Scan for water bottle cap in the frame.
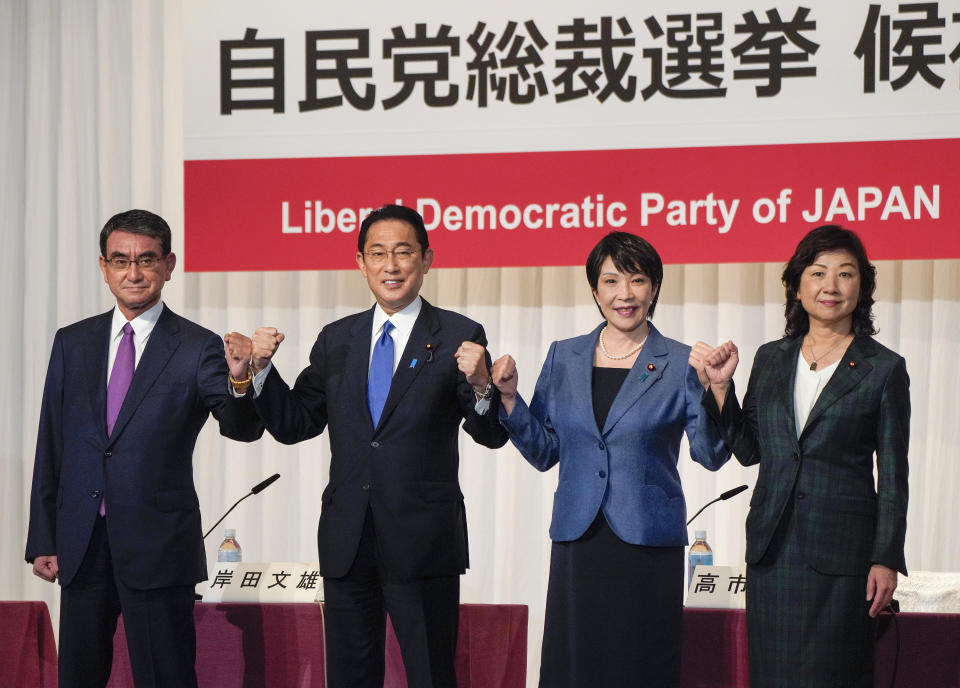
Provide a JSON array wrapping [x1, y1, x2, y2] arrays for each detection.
[[695, 530, 707, 540], [224, 528, 236, 538]]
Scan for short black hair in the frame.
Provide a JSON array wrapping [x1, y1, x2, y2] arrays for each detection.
[[99, 209, 172, 257], [586, 231, 664, 318], [358, 205, 429, 254], [782, 224, 878, 338]]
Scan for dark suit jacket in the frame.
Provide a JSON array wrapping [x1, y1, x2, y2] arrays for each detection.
[[249, 299, 508, 580], [703, 335, 909, 576], [25, 306, 264, 589]]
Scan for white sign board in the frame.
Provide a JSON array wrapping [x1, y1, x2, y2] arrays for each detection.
[[201, 562, 323, 603], [685, 565, 747, 609]]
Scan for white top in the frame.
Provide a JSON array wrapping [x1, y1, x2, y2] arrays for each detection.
[[794, 350, 840, 438], [107, 301, 163, 385]]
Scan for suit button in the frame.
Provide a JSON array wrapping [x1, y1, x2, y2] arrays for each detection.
[[104, 451, 112, 458], [362, 484, 370, 490], [797, 492, 806, 500], [371, 441, 380, 448], [90, 490, 102, 499], [598, 442, 605, 450], [598, 470, 606, 478], [793, 452, 800, 462]]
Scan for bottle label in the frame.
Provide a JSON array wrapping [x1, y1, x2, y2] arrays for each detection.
[[218, 549, 242, 563], [688, 553, 714, 582]]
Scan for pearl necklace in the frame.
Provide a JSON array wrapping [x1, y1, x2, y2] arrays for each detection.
[[599, 326, 648, 360]]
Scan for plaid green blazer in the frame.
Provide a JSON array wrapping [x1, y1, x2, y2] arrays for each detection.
[[703, 335, 909, 575]]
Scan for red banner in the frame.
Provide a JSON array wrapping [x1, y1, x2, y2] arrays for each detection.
[[184, 139, 956, 271]]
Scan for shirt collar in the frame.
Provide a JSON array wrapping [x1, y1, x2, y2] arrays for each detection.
[[372, 296, 422, 339], [111, 300, 164, 340]]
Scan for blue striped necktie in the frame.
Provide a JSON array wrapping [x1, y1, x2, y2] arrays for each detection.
[[368, 321, 395, 426]]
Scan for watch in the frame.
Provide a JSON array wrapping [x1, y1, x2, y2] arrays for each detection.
[[474, 379, 495, 416]]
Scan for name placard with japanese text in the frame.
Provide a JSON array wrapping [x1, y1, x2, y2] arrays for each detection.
[[201, 562, 322, 603], [686, 565, 748, 610]]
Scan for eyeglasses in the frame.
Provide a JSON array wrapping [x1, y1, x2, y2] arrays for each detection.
[[362, 248, 419, 264], [103, 255, 164, 271]]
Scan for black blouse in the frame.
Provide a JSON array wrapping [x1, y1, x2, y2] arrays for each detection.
[[592, 367, 630, 431]]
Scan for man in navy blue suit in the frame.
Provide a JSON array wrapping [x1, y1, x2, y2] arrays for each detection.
[[25, 209, 264, 688], [223, 204, 508, 688]]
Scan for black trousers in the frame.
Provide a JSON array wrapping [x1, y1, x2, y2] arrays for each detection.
[[58, 515, 198, 688], [323, 508, 460, 688]]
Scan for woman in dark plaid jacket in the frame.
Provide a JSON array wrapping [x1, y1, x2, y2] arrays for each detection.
[[701, 225, 909, 688]]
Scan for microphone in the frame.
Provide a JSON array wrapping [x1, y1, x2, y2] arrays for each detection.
[[251, 473, 280, 495], [719, 484, 748, 501], [686, 484, 748, 526], [203, 473, 281, 539]]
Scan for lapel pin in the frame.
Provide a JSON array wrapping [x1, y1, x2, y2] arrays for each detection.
[[639, 373, 648, 383], [410, 358, 418, 368], [647, 363, 655, 371], [425, 343, 434, 362], [848, 361, 856, 368]]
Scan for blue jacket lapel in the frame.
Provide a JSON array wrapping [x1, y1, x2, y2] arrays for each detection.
[[568, 325, 600, 435], [107, 306, 180, 445], [601, 322, 668, 437]]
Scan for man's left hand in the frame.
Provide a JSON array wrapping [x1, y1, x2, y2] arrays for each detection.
[[455, 342, 490, 392]]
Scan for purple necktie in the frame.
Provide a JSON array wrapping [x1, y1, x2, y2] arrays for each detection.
[[102, 322, 135, 516]]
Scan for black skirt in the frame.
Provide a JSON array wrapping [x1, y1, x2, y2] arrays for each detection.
[[539, 512, 684, 688], [746, 496, 877, 688]]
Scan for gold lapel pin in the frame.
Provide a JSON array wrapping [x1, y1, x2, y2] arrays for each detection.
[[647, 363, 655, 371]]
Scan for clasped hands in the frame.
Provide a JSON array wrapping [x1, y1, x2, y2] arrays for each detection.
[[219, 331, 737, 412], [690, 340, 740, 390], [223, 328, 286, 380], [223, 329, 495, 393]]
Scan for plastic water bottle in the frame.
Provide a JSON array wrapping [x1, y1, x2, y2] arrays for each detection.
[[688, 530, 713, 586], [217, 528, 242, 563]]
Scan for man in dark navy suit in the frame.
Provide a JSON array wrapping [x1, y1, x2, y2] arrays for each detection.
[[25, 209, 263, 688], [224, 204, 508, 688]]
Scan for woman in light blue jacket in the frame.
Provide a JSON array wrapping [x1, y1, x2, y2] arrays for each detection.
[[492, 232, 731, 688]]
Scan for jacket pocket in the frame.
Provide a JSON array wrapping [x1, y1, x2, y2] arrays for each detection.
[[154, 489, 200, 512], [833, 493, 877, 516], [421, 481, 463, 502]]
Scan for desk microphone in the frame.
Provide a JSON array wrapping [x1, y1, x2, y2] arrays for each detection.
[[686, 484, 748, 526], [203, 473, 281, 539]]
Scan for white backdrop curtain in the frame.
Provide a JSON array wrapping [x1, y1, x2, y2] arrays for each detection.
[[2, 2, 958, 686]]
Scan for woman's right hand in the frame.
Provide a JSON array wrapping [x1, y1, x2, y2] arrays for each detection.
[[704, 341, 739, 387], [491, 354, 518, 415]]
